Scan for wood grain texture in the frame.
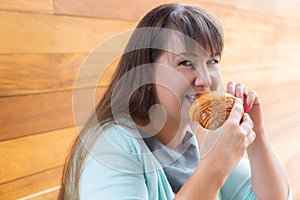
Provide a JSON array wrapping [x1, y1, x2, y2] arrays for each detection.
[[0, 0, 53, 14], [257, 81, 300, 142], [221, 48, 300, 72], [53, 0, 300, 20], [2, 0, 300, 199], [0, 87, 105, 141], [0, 53, 118, 96], [255, 82, 300, 199], [221, 65, 300, 90], [0, 167, 62, 200], [1, 48, 299, 96], [54, 0, 144, 20], [1, 4, 299, 54], [0, 11, 136, 54], [197, 0, 300, 18], [0, 127, 76, 184], [25, 188, 59, 200]]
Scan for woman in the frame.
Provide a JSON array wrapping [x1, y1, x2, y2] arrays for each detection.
[[59, 3, 291, 200]]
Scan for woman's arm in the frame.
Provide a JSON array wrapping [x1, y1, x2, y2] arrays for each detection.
[[227, 81, 291, 200], [175, 158, 227, 200], [176, 99, 256, 199], [247, 129, 290, 200]]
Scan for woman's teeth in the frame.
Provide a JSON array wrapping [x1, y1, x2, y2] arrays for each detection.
[[185, 95, 196, 103]]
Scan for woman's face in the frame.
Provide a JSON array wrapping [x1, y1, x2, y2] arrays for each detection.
[[153, 39, 222, 127]]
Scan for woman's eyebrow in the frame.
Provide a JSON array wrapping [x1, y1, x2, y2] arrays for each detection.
[[210, 53, 220, 57], [176, 52, 220, 58], [178, 52, 198, 57]]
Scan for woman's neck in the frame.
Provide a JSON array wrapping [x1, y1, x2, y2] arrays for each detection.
[[141, 119, 188, 149]]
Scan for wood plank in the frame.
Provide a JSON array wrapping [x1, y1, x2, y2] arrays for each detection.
[[271, 123, 300, 165], [53, 0, 193, 21], [221, 48, 300, 72], [200, 3, 300, 49], [264, 95, 300, 128], [257, 82, 300, 117], [54, 0, 142, 21], [0, 127, 76, 184], [0, 0, 53, 14], [223, 27, 300, 49], [0, 48, 299, 97], [222, 66, 300, 89], [53, 0, 300, 21], [0, 87, 105, 141], [0, 53, 118, 96], [0, 167, 62, 200], [2, 6, 299, 54], [0, 11, 136, 54], [24, 188, 59, 200], [198, 0, 300, 19]]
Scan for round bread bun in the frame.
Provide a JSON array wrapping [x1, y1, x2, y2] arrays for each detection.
[[189, 91, 241, 130]]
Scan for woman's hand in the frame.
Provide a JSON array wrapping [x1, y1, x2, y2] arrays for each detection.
[[227, 81, 265, 136], [191, 98, 256, 177], [183, 99, 256, 200]]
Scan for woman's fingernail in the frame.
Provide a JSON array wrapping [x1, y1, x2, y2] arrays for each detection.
[[246, 105, 251, 112], [189, 121, 194, 128]]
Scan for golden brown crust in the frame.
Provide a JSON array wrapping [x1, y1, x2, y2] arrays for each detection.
[[189, 91, 240, 130]]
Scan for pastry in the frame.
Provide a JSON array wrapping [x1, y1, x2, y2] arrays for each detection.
[[189, 91, 242, 130]]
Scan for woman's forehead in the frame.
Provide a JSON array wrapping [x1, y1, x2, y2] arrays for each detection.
[[163, 32, 212, 56]]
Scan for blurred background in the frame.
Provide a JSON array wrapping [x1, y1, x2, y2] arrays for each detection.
[[0, 0, 299, 199]]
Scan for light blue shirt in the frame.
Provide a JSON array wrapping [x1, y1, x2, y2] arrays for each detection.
[[79, 123, 292, 200]]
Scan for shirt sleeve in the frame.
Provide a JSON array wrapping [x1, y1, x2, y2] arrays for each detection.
[[220, 157, 293, 200], [220, 157, 257, 200], [79, 126, 148, 200], [287, 182, 293, 200]]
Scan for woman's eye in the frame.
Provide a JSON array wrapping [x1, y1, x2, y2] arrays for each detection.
[[179, 60, 193, 67], [207, 59, 219, 65]]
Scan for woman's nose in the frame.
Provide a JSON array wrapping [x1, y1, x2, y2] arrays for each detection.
[[194, 70, 212, 88]]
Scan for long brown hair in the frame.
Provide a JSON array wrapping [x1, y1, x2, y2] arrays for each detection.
[[59, 3, 224, 199]]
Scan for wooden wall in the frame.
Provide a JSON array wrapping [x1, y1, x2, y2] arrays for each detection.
[[1, 0, 300, 199]]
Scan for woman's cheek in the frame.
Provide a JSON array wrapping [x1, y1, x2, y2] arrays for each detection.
[[210, 68, 222, 90]]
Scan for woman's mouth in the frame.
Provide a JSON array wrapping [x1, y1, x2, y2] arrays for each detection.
[[185, 92, 208, 103], [185, 94, 196, 103]]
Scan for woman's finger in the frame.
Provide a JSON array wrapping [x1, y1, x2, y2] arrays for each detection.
[[240, 113, 256, 146], [245, 130, 256, 146], [245, 91, 257, 112], [235, 83, 247, 101], [240, 113, 254, 131], [227, 81, 236, 96], [227, 98, 244, 124]]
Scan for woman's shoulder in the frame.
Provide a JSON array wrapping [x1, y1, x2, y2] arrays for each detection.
[[82, 121, 162, 174], [89, 121, 148, 155]]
